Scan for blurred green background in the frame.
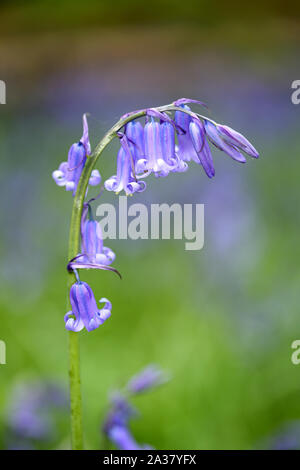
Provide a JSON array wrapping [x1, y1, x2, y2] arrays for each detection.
[[0, 0, 300, 450]]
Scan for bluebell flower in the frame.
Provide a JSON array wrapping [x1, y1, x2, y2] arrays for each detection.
[[104, 134, 146, 195], [189, 118, 215, 178], [65, 280, 111, 332], [52, 114, 101, 196], [135, 118, 177, 177], [125, 120, 145, 163], [105, 98, 259, 190], [78, 205, 115, 266], [174, 104, 199, 164]]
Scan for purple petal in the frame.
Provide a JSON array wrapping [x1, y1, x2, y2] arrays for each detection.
[[160, 121, 177, 169], [189, 119, 215, 178], [108, 426, 142, 451], [174, 106, 199, 163], [143, 119, 176, 177], [127, 365, 169, 394], [104, 144, 143, 196], [125, 120, 145, 162], [52, 161, 68, 186], [89, 169, 101, 186], [64, 311, 84, 332], [104, 175, 118, 192], [80, 113, 91, 156], [204, 120, 246, 163], [146, 108, 176, 129], [98, 297, 112, 322], [217, 124, 259, 158], [126, 180, 146, 194], [174, 97, 208, 109], [66, 142, 87, 195]]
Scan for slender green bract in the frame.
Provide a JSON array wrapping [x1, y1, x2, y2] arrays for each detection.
[[66, 102, 201, 449]]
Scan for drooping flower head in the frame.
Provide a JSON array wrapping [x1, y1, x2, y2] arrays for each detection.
[[174, 102, 259, 176], [65, 278, 111, 332], [52, 114, 101, 196], [104, 98, 259, 194]]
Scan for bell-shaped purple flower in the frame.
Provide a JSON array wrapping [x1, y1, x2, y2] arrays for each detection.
[[125, 120, 145, 163], [104, 143, 146, 195], [52, 114, 101, 196], [174, 105, 199, 164], [189, 118, 215, 178], [81, 217, 115, 266], [65, 281, 111, 332], [160, 120, 182, 172], [135, 118, 177, 177]]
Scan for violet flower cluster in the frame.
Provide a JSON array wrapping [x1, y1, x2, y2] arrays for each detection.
[[104, 99, 259, 195], [103, 365, 169, 450]]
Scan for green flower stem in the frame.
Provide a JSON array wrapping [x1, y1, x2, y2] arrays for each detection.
[[66, 101, 201, 449]]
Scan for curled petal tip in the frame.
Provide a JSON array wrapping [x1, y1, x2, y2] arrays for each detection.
[[174, 98, 208, 109], [89, 169, 101, 186]]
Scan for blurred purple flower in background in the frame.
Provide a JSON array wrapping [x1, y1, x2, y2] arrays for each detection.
[[259, 421, 300, 450], [5, 382, 67, 449], [103, 393, 146, 450], [126, 364, 170, 394], [102, 365, 169, 450], [65, 279, 111, 332], [52, 113, 101, 195]]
